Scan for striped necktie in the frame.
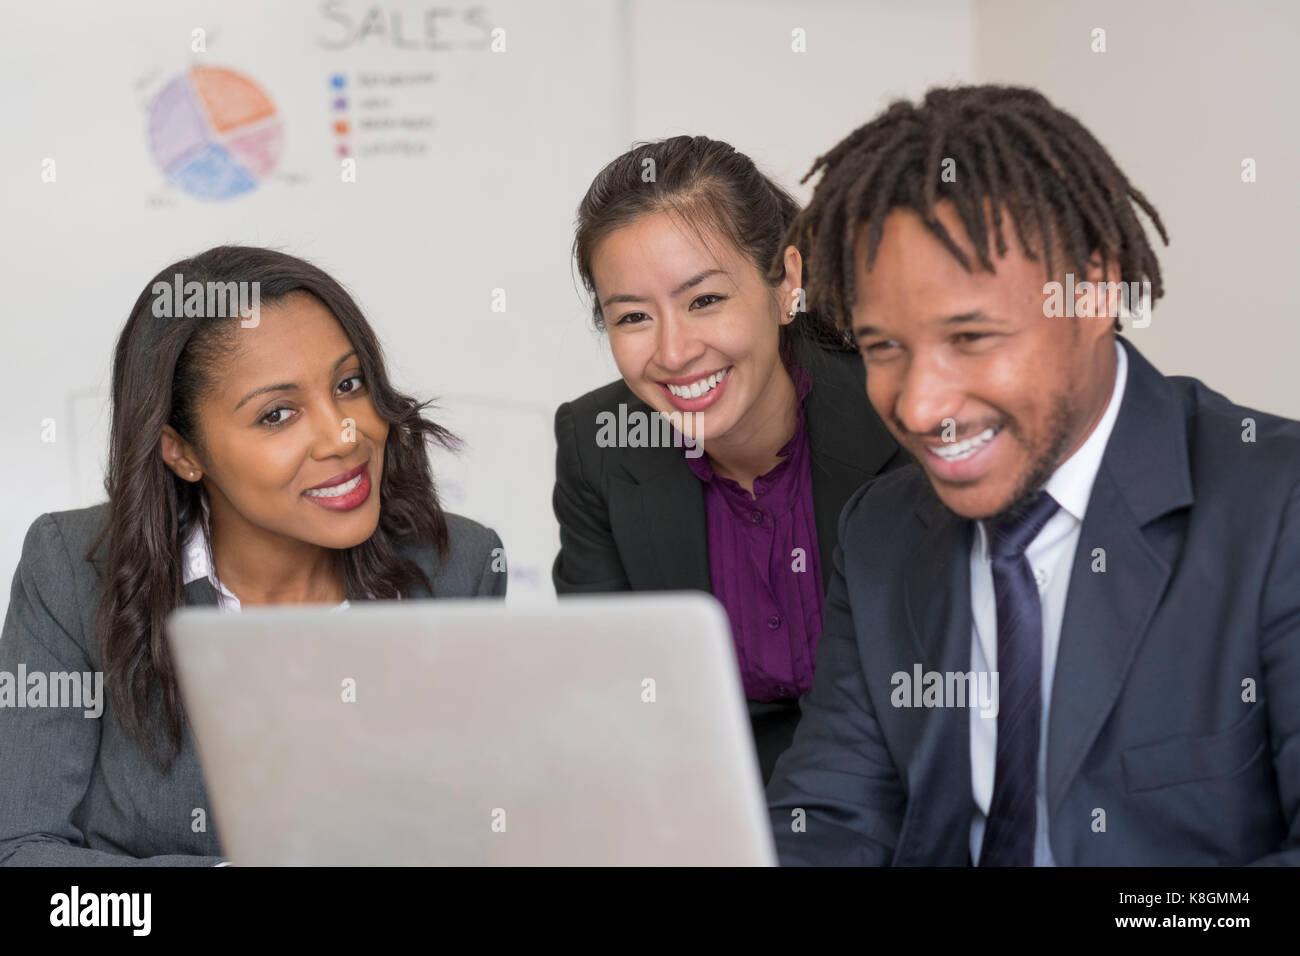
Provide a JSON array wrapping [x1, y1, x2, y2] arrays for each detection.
[[979, 490, 1059, 867]]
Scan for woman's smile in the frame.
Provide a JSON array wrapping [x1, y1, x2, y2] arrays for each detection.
[[302, 459, 372, 511], [659, 365, 732, 412]]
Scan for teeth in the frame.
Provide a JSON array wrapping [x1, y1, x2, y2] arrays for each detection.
[[928, 427, 999, 462], [305, 472, 363, 498], [667, 368, 728, 399]]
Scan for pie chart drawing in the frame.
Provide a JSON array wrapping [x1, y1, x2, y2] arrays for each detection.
[[147, 66, 284, 201]]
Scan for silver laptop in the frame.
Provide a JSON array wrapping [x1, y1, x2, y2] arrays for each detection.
[[166, 593, 776, 866]]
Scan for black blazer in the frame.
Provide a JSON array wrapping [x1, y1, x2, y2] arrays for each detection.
[[551, 343, 906, 781]]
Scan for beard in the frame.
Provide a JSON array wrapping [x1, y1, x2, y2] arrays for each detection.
[[987, 388, 1077, 525]]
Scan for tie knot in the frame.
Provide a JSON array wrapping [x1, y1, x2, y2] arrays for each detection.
[[986, 491, 1059, 559]]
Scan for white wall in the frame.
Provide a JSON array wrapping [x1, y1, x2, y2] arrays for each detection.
[[0, 0, 981, 604], [5, 0, 1293, 608], [976, 0, 1300, 418], [628, 0, 976, 201], [0, 0, 631, 602]]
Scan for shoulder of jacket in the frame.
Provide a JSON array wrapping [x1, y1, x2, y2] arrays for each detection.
[[841, 463, 930, 530], [395, 511, 501, 580], [30, 501, 111, 568], [557, 378, 642, 430], [1169, 374, 1300, 486]]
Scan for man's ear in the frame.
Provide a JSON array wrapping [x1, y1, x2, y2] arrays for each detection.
[[778, 244, 804, 326], [1082, 249, 1124, 336]]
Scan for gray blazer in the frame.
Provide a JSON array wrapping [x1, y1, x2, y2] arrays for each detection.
[[767, 336, 1300, 865], [0, 501, 505, 865]]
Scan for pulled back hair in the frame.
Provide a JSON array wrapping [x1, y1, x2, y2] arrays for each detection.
[[89, 245, 457, 770], [787, 85, 1170, 333], [573, 134, 854, 353]]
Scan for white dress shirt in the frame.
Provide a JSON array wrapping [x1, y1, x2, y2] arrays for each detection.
[[968, 339, 1127, 865], [181, 495, 351, 612]]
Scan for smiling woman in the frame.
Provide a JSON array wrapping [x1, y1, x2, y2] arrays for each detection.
[[0, 245, 505, 865], [553, 136, 908, 783]]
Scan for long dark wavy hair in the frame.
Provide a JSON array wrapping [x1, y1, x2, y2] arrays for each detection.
[[88, 245, 457, 771], [573, 134, 854, 354]]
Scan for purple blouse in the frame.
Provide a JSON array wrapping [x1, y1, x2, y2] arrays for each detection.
[[685, 361, 825, 702]]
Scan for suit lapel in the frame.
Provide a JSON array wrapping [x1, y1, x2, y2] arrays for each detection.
[[183, 577, 220, 607], [903, 495, 972, 671], [894, 491, 976, 863], [1046, 336, 1193, 814], [1045, 467, 1171, 814], [612, 411, 711, 590], [632, 456, 710, 590]]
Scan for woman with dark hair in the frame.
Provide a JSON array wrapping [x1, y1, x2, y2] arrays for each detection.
[[553, 136, 907, 783], [0, 245, 505, 865]]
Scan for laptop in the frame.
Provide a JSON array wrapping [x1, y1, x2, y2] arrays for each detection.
[[166, 592, 776, 866]]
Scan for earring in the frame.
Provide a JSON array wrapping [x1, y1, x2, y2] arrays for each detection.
[[787, 309, 797, 318]]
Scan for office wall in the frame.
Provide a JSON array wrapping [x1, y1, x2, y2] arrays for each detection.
[[975, 0, 1300, 418], [4, 0, 1293, 606], [627, 0, 976, 201], [0, 0, 980, 603], [0, 0, 632, 600]]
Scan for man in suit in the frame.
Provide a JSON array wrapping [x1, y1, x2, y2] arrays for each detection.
[[767, 85, 1300, 865]]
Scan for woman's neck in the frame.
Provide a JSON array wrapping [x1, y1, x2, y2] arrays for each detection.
[[704, 360, 800, 497], [207, 514, 345, 606]]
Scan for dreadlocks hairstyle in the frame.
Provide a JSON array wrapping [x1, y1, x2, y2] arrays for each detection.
[[787, 85, 1170, 334]]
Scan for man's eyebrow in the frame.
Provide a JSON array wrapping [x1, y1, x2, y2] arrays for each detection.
[[233, 350, 357, 412], [942, 311, 993, 326], [853, 311, 995, 340], [599, 269, 728, 309]]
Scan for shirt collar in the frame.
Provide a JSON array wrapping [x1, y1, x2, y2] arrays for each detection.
[[180, 493, 354, 611], [972, 338, 1127, 560], [1042, 337, 1128, 524], [181, 494, 242, 610]]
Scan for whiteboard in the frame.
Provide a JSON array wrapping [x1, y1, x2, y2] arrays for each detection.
[[0, 0, 630, 602]]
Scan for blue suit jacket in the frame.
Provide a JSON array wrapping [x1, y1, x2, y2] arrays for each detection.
[[767, 336, 1300, 865]]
